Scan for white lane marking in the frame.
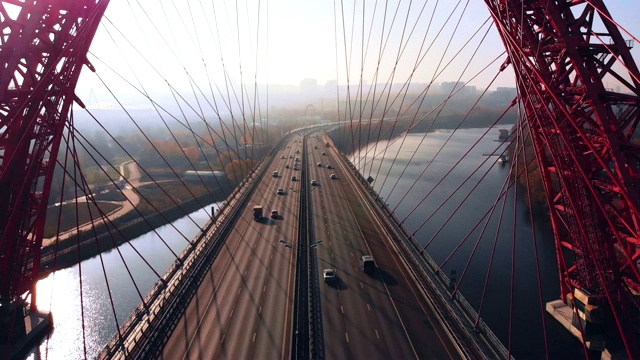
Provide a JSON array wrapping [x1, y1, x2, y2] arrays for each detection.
[[341, 165, 423, 360], [375, 329, 380, 339], [259, 306, 262, 314], [237, 287, 241, 295], [249, 255, 253, 262], [345, 332, 349, 343], [361, 282, 364, 289], [229, 309, 234, 318], [244, 270, 248, 277], [340, 306, 344, 314], [367, 303, 371, 311], [220, 334, 225, 344], [263, 285, 267, 293], [252, 332, 256, 342]]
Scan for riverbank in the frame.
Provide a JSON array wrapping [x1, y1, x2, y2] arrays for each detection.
[[39, 186, 232, 277]]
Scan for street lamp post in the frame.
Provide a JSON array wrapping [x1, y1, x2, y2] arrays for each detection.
[[279, 239, 322, 249]]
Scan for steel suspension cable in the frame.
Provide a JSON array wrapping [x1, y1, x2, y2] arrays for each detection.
[[517, 108, 550, 358], [382, 19, 494, 204], [72, 127, 190, 256], [353, 50, 505, 176], [399, 71, 508, 223], [99, 12, 242, 189], [362, 0, 423, 181], [377, 9, 493, 199], [410, 100, 506, 238], [352, 6, 495, 175], [358, 0, 438, 174]]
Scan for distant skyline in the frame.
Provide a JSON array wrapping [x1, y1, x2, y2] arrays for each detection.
[[76, 1, 640, 109]]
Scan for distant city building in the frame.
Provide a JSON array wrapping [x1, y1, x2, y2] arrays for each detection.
[[495, 87, 517, 94], [324, 80, 338, 97], [440, 81, 465, 95], [440, 81, 477, 97], [300, 78, 319, 97], [485, 87, 518, 107]]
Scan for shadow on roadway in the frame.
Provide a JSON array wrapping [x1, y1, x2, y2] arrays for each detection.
[[325, 277, 348, 291], [256, 218, 278, 225], [371, 269, 398, 286]]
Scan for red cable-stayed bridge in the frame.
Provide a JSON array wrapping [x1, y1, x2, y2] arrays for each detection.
[[1, 0, 639, 359]]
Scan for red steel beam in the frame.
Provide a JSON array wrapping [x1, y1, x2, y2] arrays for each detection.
[[0, 0, 109, 304], [484, 0, 640, 355]]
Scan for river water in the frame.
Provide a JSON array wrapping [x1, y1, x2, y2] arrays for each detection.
[[28, 206, 217, 359], [28, 127, 582, 359]]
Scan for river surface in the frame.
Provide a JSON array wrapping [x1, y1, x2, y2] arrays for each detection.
[[28, 206, 217, 359], [28, 127, 582, 359]]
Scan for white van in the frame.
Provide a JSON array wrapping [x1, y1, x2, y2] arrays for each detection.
[[361, 255, 376, 274]]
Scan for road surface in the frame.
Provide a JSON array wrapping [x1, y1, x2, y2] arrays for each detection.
[[306, 132, 461, 359], [162, 135, 305, 359]]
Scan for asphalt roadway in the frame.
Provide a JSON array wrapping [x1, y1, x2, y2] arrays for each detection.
[[306, 132, 461, 359], [161, 131, 461, 359], [162, 134, 304, 359]]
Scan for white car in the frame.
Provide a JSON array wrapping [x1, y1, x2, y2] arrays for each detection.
[[323, 269, 336, 283], [311, 180, 318, 186], [330, 174, 337, 180]]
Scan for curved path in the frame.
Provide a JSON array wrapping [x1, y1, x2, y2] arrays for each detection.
[[42, 160, 142, 248]]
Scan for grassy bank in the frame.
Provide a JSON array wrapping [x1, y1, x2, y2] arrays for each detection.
[[40, 180, 235, 274]]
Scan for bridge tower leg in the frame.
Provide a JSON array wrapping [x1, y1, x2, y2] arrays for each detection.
[[485, 0, 640, 357], [0, 0, 109, 356]]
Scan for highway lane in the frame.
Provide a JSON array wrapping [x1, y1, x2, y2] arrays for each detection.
[[307, 132, 461, 359], [161, 135, 303, 359]]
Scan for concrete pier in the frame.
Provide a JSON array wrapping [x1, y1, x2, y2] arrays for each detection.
[[0, 300, 52, 359], [545, 300, 605, 351]]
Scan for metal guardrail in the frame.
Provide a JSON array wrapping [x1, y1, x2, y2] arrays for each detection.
[[335, 149, 512, 360], [305, 134, 325, 360], [291, 134, 310, 359]]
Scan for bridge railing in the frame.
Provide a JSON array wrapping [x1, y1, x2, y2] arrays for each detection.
[[332, 144, 512, 360]]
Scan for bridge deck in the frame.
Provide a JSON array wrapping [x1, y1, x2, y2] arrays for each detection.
[[161, 134, 305, 359], [109, 130, 468, 359], [307, 132, 460, 359]]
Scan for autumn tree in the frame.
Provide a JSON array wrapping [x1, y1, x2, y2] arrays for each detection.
[[224, 159, 257, 182]]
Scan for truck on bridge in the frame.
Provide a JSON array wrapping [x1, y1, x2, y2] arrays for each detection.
[[252, 205, 263, 220]]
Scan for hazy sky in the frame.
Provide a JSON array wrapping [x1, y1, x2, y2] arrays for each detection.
[[76, 0, 640, 107]]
